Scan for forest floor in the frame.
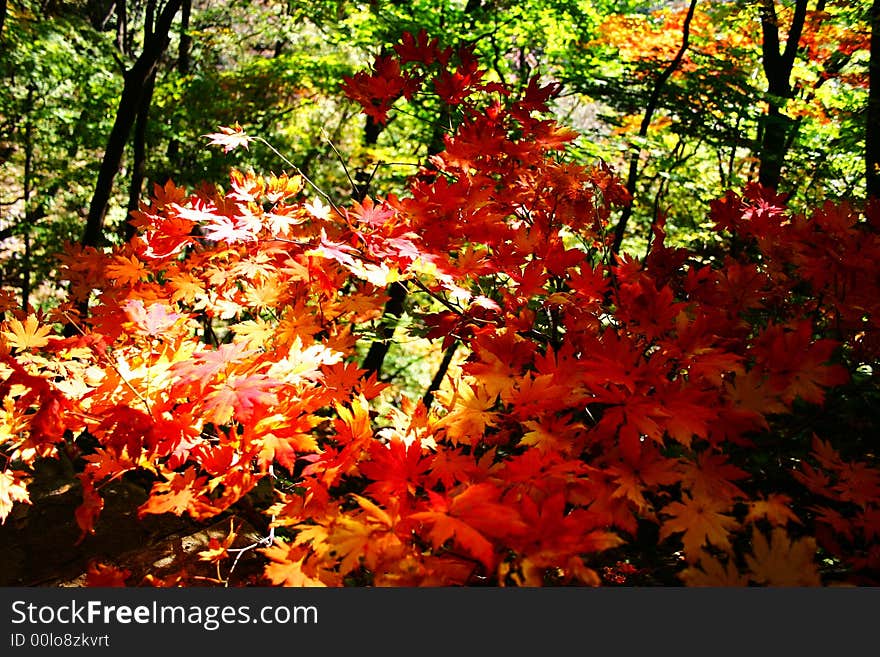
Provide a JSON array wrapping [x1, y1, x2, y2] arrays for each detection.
[[0, 456, 266, 587]]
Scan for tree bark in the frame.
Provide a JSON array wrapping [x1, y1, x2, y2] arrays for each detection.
[[868, 0, 880, 200], [81, 0, 182, 248], [757, 0, 808, 190]]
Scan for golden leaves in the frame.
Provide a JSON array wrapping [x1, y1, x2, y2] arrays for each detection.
[[0, 469, 30, 523], [1, 315, 52, 353]]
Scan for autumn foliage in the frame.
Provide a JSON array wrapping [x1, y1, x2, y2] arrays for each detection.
[[1, 32, 879, 587]]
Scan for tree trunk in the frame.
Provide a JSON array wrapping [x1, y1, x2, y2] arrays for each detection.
[[757, 0, 808, 190], [81, 0, 182, 248], [124, 70, 156, 242], [21, 86, 35, 311], [868, 0, 880, 200], [178, 0, 192, 75], [116, 0, 128, 55], [123, 1, 160, 242]]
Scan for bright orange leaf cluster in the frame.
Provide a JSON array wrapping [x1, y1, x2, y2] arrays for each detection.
[[1, 31, 878, 586]]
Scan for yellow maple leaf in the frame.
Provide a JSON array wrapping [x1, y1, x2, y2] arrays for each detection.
[[2, 315, 52, 352], [0, 470, 31, 523], [106, 253, 147, 286], [231, 317, 276, 350], [261, 541, 327, 587], [436, 379, 497, 446], [745, 527, 821, 586]]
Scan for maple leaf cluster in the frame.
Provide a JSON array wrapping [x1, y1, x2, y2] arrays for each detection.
[[1, 32, 878, 587]]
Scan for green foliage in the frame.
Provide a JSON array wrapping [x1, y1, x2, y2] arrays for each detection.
[[0, 1, 120, 304]]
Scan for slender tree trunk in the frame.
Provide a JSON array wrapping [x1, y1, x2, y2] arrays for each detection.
[[360, 0, 484, 379], [178, 0, 191, 73], [868, 0, 880, 200], [21, 86, 34, 311], [124, 1, 159, 241], [124, 70, 156, 241], [116, 0, 129, 55], [81, 0, 182, 248], [757, 0, 808, 190], [356, 82, 404, 378], [611, 0, 697, 255]]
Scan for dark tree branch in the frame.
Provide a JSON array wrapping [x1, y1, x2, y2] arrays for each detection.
[[422, 342, 458, 410], [124, 70, 156, 242], [757, 0, 809, 189], [81, 0, 182, 249], [611, 0, 698, 254], [360, 281, 408, 378]]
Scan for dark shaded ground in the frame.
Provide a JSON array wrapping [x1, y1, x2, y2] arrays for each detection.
[[0, 458, 266, 587]]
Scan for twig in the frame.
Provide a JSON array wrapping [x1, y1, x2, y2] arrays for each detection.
[[61, 310, 153, 418], [253, 136, 344, 219]]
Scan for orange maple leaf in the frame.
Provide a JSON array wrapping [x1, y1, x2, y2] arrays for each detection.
[[659, 494, 739, 560], [678, 451, 749, 506], [745, 494, 802, 526], [137, 467, 213, 518], [411, 484, 528, 571], [680, 551, 748, 587], [198, 518, 240, 566], [84, 561, 131, 587], [106, 253, 147, 286], [410, 508, 496, 571], [744, 527, 821, 586]]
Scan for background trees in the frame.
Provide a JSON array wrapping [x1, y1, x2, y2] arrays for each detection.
[[3, 1, 872, 293]]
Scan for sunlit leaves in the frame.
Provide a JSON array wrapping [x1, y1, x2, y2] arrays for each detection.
[[0, 470, 30, 523], [1, 30, 877, 589], [203, 123, 253, 153], [2, 315, 52, 353]]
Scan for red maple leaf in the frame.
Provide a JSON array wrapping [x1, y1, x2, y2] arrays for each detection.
[[392, 29, 450, 66], [202, 373, 282, 425], [360, 437, 431, 503], [341, 56, 420, 124], [411, 483, 529, 571]]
